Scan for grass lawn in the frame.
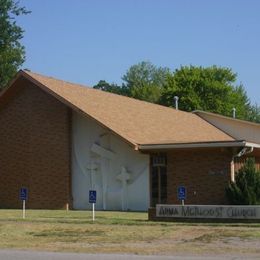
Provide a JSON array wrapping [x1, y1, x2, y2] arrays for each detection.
[[0, 209, 260, 256]]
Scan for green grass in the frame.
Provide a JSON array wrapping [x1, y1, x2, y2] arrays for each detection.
[[0, 209, 260, 255]]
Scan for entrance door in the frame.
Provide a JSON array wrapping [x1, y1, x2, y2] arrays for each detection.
[[151, 154, 167, 207]]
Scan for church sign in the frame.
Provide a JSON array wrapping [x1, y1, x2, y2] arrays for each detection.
[[156, 204, 260, 220]]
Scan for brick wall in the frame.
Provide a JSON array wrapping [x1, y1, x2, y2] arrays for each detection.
[[0, 77, 71, 209], [166, 148, 233, 205]]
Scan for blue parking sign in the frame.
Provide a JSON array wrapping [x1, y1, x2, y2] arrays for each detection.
[[177, 186, 186, 200], [20, 187, 28, 201], [89, 190, 97, 204]]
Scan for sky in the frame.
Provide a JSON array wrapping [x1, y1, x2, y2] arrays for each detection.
[[18, 0, 260, 105]]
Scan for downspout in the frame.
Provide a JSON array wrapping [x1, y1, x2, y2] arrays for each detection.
[[231, 146, 254, 182]]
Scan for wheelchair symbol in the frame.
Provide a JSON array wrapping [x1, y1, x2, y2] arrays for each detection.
[[89, 190, 97, 203]]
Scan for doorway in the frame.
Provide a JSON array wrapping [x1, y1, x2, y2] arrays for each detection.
[[150, 154, 167, 207]]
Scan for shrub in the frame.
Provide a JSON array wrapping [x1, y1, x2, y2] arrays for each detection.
[[226, 158, 260, 205]]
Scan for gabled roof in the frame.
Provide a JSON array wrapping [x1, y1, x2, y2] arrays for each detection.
[[194, 110, 260, 128], [0, 70, 237, 149], [194, 110, 260, 147]]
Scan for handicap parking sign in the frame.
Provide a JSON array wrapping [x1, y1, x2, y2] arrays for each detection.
[[177, 186, 186, 200], [89, 190, 97, 204], [20, 187, 28, 201]]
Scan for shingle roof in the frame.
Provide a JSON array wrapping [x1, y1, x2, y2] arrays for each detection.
[[6, 70, 235, 147]]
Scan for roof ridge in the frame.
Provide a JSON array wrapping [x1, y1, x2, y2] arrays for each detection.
[[22, 69, 196, 117], [22, 70, 92, 89]]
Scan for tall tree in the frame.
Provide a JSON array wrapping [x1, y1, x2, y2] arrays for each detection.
[[122, 61, 170, 103], [0, 0, 30, 90], [247, 104, 260, 123], [160, 65, 251, 119], [93, 80, 129, 96], [94, 62, 259, 123]]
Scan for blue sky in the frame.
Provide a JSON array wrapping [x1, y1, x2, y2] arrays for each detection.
[[18, 0, 260, 105]]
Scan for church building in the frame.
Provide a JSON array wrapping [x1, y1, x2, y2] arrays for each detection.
[[0, 70, 259, 213]]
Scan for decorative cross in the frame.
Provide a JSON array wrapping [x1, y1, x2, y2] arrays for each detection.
[[86, 162, 98, 189], [117, 166, 131, 211], [91, 143, 116, 210]]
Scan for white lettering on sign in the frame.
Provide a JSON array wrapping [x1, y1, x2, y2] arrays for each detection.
[[156, 205, 260, 219]]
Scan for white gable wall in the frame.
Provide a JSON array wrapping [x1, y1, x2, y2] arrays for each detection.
[[71, 111, 150, 211]]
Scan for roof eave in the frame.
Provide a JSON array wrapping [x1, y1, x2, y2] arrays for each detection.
[[245, 142, 260, 149]]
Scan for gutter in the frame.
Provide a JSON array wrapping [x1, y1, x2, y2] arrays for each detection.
[[138, 140, 248, 150]]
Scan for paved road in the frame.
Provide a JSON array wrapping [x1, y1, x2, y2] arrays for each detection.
[[0, 250, 259, 260]]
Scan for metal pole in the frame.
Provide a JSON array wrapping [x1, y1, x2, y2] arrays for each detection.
[[22, 200, 25, 219], [174, 96, 179, 110], [232, 108, 236, 118], [92, 203, 95, 221]]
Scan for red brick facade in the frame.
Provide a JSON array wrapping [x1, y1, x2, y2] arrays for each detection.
[[149, 148, 260, 220], [166, 148, 233, 205], [0, 78, 71, 209]]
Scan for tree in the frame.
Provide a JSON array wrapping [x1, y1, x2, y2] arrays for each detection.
[[160, 65, 251, 119], [122, 61, 170, 103], [246, 104, 260, 123], [226, 158, 260, 205], [0, 0, 30, 90], [94, 62, 259, 123], [93, 80, 129, 96]]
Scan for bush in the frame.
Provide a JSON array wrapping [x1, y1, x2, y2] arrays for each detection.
[[226, 158, 260, 205]]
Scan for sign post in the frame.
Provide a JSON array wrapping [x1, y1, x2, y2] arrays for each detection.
[[177, 186, 186, 205], [20, 187, 28, 219], [89, 190, 97, 221]]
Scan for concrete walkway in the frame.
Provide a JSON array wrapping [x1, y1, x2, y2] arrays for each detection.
[[0, 250, 259, 260]]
